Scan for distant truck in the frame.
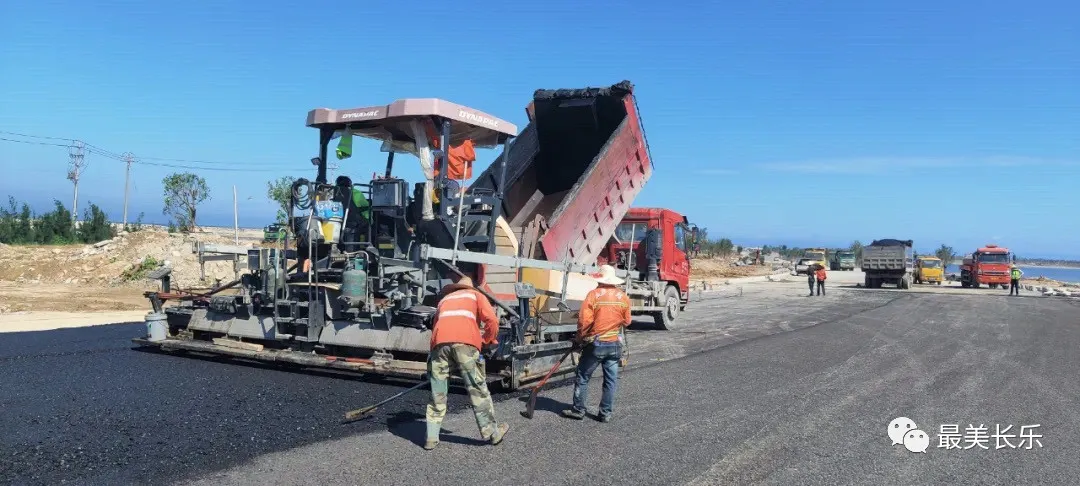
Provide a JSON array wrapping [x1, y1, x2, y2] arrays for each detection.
[[913, 256, 943, 285], [803, 248, 828, 271], [960, 244, 1013, 289], [830, 250, 856, 271], [861, 239, 914, 289]]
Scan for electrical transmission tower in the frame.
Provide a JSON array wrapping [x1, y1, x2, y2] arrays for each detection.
[[122, 152, 135, 226], [67, 141, 86, 221]]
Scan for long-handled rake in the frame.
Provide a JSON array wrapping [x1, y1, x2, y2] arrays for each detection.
[[342, 379, 429, 424], [521, 347, 576, 419]]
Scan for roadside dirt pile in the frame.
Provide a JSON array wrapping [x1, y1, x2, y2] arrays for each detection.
[[690, 256, 778, 283], [0, 228, 267, 313], [0, 227, 262, 289]]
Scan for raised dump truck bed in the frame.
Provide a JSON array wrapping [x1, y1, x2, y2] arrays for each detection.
[[472, 81, 653, 266], [471, 81, 654, 302]]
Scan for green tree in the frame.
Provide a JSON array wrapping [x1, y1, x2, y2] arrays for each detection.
[[266, 176, 297, 224], [935, 244, 956, 266], [849, 240, 864, 266], [162, 172, 210, 232], [0, 197, 28, 244], [78, 203, 116, 243], [717, 237, 734, 257], [34, 200, 75, 244]]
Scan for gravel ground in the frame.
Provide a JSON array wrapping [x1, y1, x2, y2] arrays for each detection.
[[2, 270, 1078, 485]]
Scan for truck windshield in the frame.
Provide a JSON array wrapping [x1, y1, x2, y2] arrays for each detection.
[[613, 222, 647, 243], [921, 260, 942, 268], [806, 252, 824, 260], [977, 252, 1010, 263], [838, 252, 854, 258]]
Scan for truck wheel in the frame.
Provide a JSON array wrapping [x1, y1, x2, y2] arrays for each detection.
[[653, 286, 680, 330]]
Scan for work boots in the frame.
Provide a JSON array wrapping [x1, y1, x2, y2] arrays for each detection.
[[489, 423, 510, 445], [561, 408, 586, 420], [423, 439, 438, 450]]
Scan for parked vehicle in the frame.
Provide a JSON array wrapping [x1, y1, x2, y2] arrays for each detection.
[[830, 250, 856, 271], [262, 223, 286, 242], [914, 256, 943, 285], [960, 244, 1012, 289], [795, 258, 813, 275], [862, 239, 914, 289], [803, 248, 827, 270]]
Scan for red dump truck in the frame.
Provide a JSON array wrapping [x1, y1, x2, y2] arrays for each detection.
[[597, 208, 694, 328], [960, 244, 1013, 289], [135, 81, 692, 390]]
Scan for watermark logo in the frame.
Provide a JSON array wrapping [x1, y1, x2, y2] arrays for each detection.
[[889, 417, 1044, 453], [888, 417, 928, 453]]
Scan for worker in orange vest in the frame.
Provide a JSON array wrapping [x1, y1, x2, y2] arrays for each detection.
[[562, 265, 632, 423], [815, 264, 827, 296], [424, 275, 509, 450], [423, 120, 476, 200]]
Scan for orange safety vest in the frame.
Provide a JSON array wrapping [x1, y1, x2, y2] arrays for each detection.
[[815, 268, 827, 281], [578, 286, 632, 343], [423, 122, 476, 180], [430, 288, 499, 350]]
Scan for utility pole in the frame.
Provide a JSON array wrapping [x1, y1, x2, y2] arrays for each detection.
[[233, 185, 239, 244], [121, 152, 134, 226], [66, 141, 86, 221]]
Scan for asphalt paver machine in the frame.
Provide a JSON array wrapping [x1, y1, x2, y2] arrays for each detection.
[[134, 82, 665, 390]]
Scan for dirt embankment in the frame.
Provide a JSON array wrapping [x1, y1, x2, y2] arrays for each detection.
[[0, 228, 264, 313], [0, 228, 781, 314], [689, 256, 780, 284]]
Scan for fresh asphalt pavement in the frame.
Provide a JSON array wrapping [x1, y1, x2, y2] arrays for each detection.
[[2, 271, 1079, 485]]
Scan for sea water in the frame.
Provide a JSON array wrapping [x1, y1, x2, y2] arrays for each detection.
[[945, 264, 1080, 284]]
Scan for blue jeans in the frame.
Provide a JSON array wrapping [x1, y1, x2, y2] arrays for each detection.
[[572, 341, 621, 417]]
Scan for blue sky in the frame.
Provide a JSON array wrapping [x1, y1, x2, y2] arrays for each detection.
[[1, 0, 1078, 258]]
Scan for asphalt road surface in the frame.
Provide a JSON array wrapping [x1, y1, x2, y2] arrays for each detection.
[[2, 272, 1078, 485]]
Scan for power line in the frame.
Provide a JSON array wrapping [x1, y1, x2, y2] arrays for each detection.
[[0, 131, 77, 142], [0, 137, 72, 148], [1, 132, 308, 173]]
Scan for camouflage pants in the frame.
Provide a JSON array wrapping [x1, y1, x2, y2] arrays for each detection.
[[425, 343, 500, 442]]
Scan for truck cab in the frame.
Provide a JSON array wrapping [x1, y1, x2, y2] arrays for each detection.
[[914, 256, 943, 285], [600, 207, 693, 312], [830, 251, 856, 271], [960, 244, 1012, 289]]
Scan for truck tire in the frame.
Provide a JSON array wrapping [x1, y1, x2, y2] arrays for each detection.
[[653, 286, 681, 330]]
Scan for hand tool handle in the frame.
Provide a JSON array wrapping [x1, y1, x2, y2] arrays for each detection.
[[342, 378, 429, 423]]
